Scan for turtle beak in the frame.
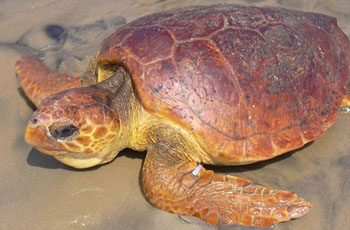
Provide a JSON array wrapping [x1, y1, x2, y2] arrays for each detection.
[[24, 122, 63, 155], [25, 125, 46, 146]]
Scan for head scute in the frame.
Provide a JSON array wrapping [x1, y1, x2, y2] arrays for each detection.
[[24, 80, 122, 168]]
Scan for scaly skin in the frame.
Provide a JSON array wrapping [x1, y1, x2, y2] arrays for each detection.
[[139, 123, 312, 227], [15, 56, 96, 106], [143, 148, 311, 226]]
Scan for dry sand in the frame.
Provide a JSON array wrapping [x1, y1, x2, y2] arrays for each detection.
[[0, 0, 349, 229]]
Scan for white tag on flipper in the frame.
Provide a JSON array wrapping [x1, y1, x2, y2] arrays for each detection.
[[191, 164, 203, 176]]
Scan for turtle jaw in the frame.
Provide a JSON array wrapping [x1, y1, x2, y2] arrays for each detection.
[[33, 146, 110, 169], [53, 154, 106, 169], [32, 145, 114, 169], [25, 125, 117, 168], [25, 125, 64, 154]]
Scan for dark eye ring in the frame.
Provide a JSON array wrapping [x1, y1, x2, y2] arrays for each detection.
[[49, 124, 79, 140]]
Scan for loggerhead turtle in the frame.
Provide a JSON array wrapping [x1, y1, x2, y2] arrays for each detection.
[[15, 4, 350, 227]]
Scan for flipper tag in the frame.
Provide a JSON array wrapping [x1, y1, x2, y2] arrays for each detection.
[[191, 164, 203, 176]]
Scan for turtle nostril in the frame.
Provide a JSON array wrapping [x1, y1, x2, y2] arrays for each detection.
[[28, 116, 39, 126]]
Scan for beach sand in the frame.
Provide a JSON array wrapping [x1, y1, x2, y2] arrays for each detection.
[[0, 0, 349, 229]]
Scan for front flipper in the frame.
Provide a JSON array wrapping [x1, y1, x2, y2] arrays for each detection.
[[15, 56, 95, 107], [142, 146, 311, 227]]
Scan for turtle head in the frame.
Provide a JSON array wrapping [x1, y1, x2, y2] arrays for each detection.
[[25, 86, 123, 168]]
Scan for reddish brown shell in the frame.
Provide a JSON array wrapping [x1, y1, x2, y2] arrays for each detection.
[[97, 5, 350, 164]]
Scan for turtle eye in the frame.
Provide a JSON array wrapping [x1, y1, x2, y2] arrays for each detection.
[[49, 124, 79, 140]]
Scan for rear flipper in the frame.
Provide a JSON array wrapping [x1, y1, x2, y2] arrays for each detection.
[[142, 146, 311, 227], [340, 78, 350, 112], [340, 95, 350, 113], [15, 56, 95, 107]]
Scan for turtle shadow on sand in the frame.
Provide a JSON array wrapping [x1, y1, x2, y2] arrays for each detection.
[[17, 87, 36, 111], [27, 148, 102, 171], [27, 148, 69, 170]]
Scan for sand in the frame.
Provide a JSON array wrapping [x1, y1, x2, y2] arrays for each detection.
[[0, 0, 349, 229]]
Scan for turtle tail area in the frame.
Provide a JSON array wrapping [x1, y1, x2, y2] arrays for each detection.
[[340, 95, 350, 112], [15, 56, 91, 107], [340, 78, 350, 112]]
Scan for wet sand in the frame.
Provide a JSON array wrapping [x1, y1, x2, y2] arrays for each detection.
[[0, 0, 349, 229]]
